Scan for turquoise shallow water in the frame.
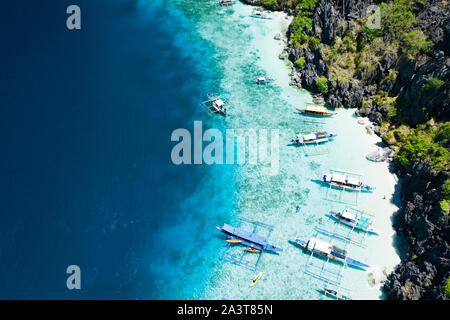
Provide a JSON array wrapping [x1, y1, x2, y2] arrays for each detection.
[[0, 0, 399, 299], [4, 0, 405, 299]]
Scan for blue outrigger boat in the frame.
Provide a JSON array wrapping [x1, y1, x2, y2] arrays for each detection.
[[216, 224, 283, 253], [291, 237, 370, 269], [216, 218, 282, 271]]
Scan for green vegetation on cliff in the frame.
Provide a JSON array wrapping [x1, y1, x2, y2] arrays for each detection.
[[262, 0, 277, 6], [317, 1, 447, 184], [445, 277, 450, 297], [422, 77, 445, 92], [363, 0, 421, 40], [294, 57, 306, 68], [402, 30, 434, 57], [442, 179, 450, 214], [322, 21, 397, 84]]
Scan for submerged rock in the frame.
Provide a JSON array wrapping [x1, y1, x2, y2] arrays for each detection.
[[365, 125, 374, 135]]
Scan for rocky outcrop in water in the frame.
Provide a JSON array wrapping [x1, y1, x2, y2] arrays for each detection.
[[366, 147, 394, 162]]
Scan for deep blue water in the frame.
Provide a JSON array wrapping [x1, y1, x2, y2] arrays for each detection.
[[0, 0, 222, 299]]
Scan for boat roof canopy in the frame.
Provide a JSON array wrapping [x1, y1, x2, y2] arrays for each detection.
[[303, 133, 316, 140], [307, 237, 331, 254], [331, 173, 346, 183], [258, 76, 265, 81], [222, 223, 268, 246], [306, 105, 327, 113]]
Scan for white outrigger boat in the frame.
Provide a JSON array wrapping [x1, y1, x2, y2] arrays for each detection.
[[320, 172, 375, 192], [255, 76, 275, 85], [199, 93, 231, 116], [291, 237, 370, 269], [330, 209, 381, 235], [323, 286, 352, 300], [291, 131, 337, 145]]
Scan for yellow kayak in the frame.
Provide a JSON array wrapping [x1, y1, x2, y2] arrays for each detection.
[[250, 272, 263, 287]]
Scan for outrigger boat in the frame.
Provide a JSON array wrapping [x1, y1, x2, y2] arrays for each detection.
[[199, 93, 230, 116], [216, 224, 283, 253], [217, 218, 281, 271], [218, 0, 235, 6], [291, 237, 370, 269], [323, 286, 352, 300], [255, 76, 275, 85], [249, 10, 272, 20], [330, 209, 380, 234], [320, 172, 375, 192], [297, 105, 336, 117], [291, 131, 337, 145]]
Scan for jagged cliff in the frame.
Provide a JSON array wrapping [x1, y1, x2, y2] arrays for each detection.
[[246, 0, 450, 299]]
